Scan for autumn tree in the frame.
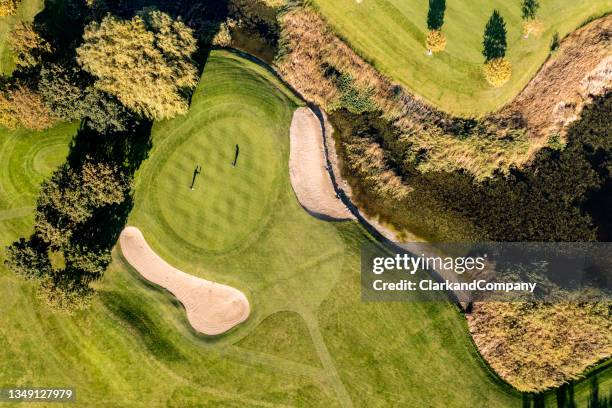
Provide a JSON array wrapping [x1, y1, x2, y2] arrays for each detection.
[[426, 0, 446, 54], [482, 10, 511, 87], [76, 8, 198, 120], [0, 0, 18, 16], [3, 84, 56, 131], [8, 22, 52, 67]]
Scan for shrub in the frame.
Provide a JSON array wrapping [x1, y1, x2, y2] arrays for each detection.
[[426, 29, 446, 53], [550, 31, 560, 52], [483, 58, 512, 87], [335, 73, 376, 114]]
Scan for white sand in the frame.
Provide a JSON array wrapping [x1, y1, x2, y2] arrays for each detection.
[[119, 227, 250, 336], [289, 107, 354, 220]]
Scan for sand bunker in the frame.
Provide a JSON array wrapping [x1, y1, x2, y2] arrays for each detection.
[[289, 107, 353, 220], [119, 227, 250, 335]]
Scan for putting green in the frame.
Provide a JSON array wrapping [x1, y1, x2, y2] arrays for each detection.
[[312, 0, 611, 115], [153, 98, 282, 252], [0, 50, 610, 406]]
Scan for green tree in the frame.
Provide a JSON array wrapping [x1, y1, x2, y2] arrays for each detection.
[[521, 0, 539, 21], [38, 64, 131, 133], [482, 10, 507, 61], [427, 0, 446, 30], [35, 159, 131, 248], [4, 237, 51, 279], [76, 8, 198, 120]]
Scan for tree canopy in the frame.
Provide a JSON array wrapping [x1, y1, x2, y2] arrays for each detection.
[[482, 10, 507, 61], [521, 0, 540, 21], [76, 9, 198, 121]]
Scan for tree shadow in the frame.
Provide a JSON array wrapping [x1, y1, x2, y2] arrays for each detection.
[[99, 290, 185, 362]]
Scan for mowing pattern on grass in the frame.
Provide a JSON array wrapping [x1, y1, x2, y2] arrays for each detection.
[[0, 51, 610, 406], [312, 0, 611, 115]]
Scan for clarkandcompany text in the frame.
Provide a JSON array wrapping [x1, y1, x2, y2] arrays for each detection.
[[372, 279, 537, 293]]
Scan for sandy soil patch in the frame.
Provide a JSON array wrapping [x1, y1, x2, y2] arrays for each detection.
[[289, 107, 353, 220], [119, 226, 250, 336], [504, 16, 612, 141]]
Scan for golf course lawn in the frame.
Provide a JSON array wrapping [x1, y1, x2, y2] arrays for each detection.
[[0, 50, 609, 406], [0, 0, 43, 75], [312, 0, 611, 116]]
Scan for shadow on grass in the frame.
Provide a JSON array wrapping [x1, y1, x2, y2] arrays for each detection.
[[99, 290, 185, 362]]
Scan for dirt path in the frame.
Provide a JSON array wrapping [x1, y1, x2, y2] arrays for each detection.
[[289, 107, 354, 221], [119, 226, 250, 336]]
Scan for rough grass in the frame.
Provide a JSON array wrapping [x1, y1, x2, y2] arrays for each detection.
[[0, 0, 42, 75], [0, 51, 610, 406], [312, 0, 611, 116]]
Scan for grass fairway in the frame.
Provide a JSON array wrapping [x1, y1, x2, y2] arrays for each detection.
[[312, 0, 611, 116], [0, 50, 610, 406], [0, 0, 43, 75]]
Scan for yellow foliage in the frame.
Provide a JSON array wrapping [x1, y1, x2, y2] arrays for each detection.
[[77, 9, 198, 120], [483, 58, 512, 87], [426, 30, 446, 53], [212, 21, 233, 47], [0, 0, 18, 16], [0, 93, 18, 129]]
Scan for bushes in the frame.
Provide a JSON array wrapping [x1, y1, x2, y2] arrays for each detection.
[[468, 301, 612, 391], [332, 93, 611, 243], [483, 58, 512, 87]]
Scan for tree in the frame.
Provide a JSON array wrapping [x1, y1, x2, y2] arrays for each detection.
[[521, 0, 542, 38], [521, 0, 539, 21], [482, 10, 507, 61], [4, 237, 51, 279], [6, 84, 57, 131], [0, 0, 18, 16], [426, 30, 447, 54], [76, 8, 198, 120], [8, 22, 52, 67], [38, 64, 132, 133], [427, 0, 446, 30], [426, 0, 446, 54], [483, 58, 512, 87], [35, 159, 131, 248]]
